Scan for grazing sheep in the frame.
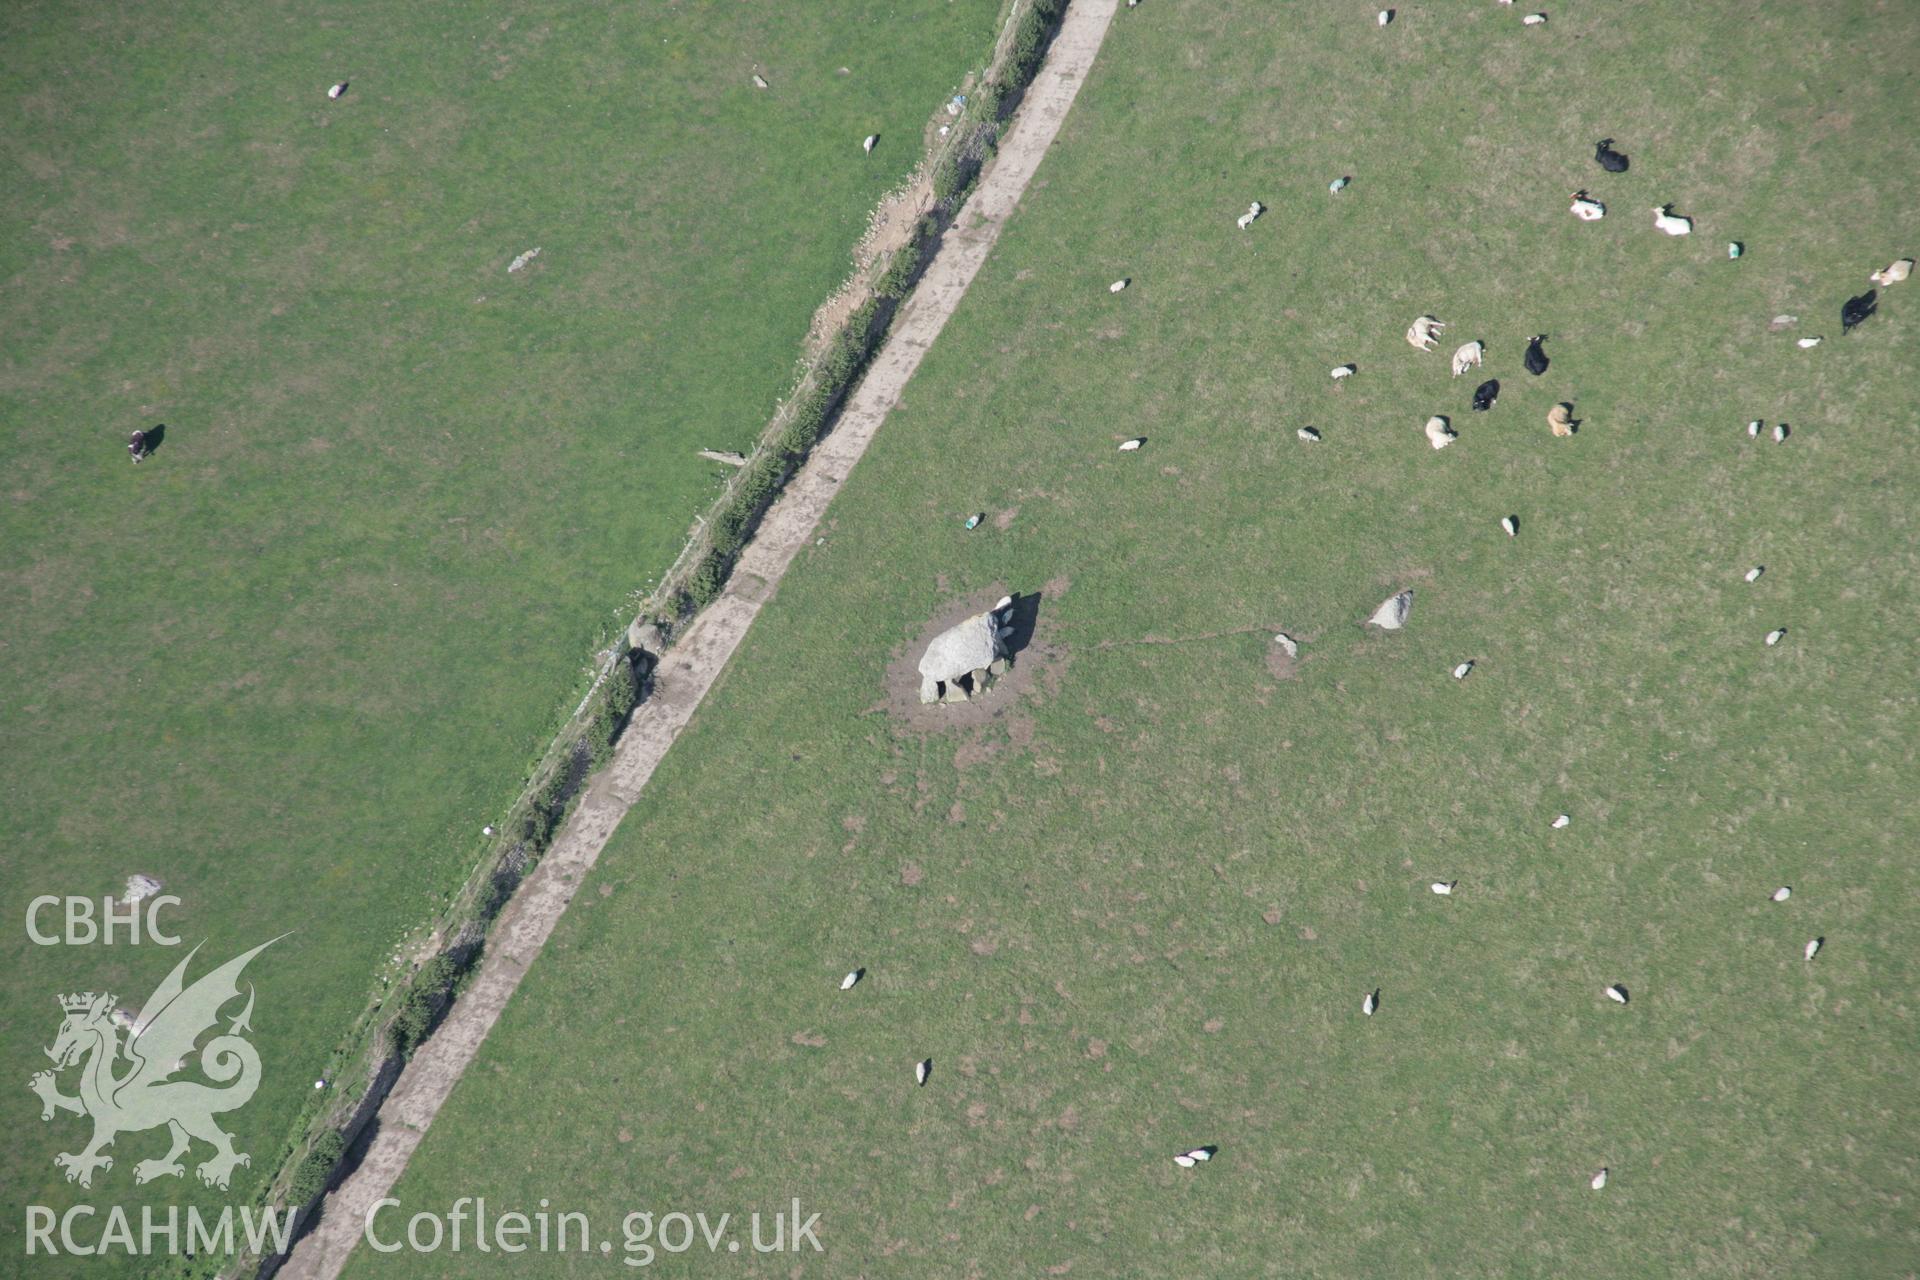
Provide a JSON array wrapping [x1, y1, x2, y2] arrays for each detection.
[[1593, 138, 1629, 173], [1472, 378, 1500, 411], [1452, 660, 1474, 679], [327, 81, 349, 100], [1501, 515, 1518, 537], [1425, 414, 1458, 449], [1605, 984, 1629, 1004], [1431, 881, 1456, 895], [1110, 278, 1130, 293], [752, 73, 770, 89], [1329, 176, 1351, 192], [1747, 419, 1763, 438], [1118, 438, 1145, 451], [1363, 989, 1380, 1016], [1772, 886, 1792, 902], [1569, 190, 1606, 221], [1524, 334, 1549, 375], [1773, 423, 1789, 443], [1451, 340, 1485, 376], [1368, 589, 1414, 630], [841, 969, 864, 990], [863, 133, 879, 154], [1547, 402, 1578, 436], [1331, 364, 1357, 380], [1174, 1153, 1196, 1167], [1841, 290, 1877, 333], [1804, 937, 1823, 960], [1591, 1168, 1608, 1190], [1766, 628, 1786, 646], [1237, 201, 1265, 230], [1652, 205, 1693, 235], [1523, 12, 1547, 24], [915, 1058, 932, 1085], [1552, 813, 1571, 829], [1185, 1147, 1214, 1162], [1797, 336, 1823, 348], [1297, 426, 1322, 442], [1377, 9, 1392, 25], [1869, 258, 1912, 286], [1406, 314, 1447, 351], [1745, 565, 1764, 582]]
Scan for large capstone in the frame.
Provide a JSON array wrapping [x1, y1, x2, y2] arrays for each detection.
[[919, 597, 1016, 703]]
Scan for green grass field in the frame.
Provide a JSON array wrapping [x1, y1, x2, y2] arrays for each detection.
[[351, 1, 1919, 1276], [0, 0, 1001, 1261]]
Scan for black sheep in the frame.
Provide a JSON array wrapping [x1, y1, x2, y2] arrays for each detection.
[[1471, 379, 1500, 411], [1841, 290, 1877, 333], [1524, 334, 1549, 375], [1594, 138, 1629, 173]]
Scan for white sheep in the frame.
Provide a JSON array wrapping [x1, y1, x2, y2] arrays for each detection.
[[1869, 258, 1913, 286], [840, 968, 864, 990], [1771, 886, 1792, 902], [1747, 420, 1762, 438], [863, 133, 879, 155], [1118, 438, 1145, 451], [1605, 984, 1629, 1004], [1110, 278, 1130, 293], [915, 1058, 932, 1085], [1406, 314, 1446, 350], [1184, 1147, 1213, 1162], [1452, 660, 1474, 679], [327, 81, 349, 100], [1501, 515, 1518, 537], [1569, 191, 1606, 221], [752, 73, 770, 89], [1363, 989, 1380, 1016], [1591, 1168, 1608, 1190], [1297, 426, 1322, 442], [1173, 1153, 1197, 1167], [1552, 813, 1571, 829], [1745, 565, 1764, 582], [1652, 205, 1693, 235], [1425, 414, 1457, 449], [1804, 937, 1822, 960], [1773, 423, 1789, 443], [1523, 12, 1548, 25], [1237, 201, 1265, 230], [1377, 9, 1392, 25], [1451, 340, 1485, 376], [1797, 336, 1823, 348], [1431, 881, 1456, 895], [1766, 627, 1786, 646], [1331, 364, 1356, 380]]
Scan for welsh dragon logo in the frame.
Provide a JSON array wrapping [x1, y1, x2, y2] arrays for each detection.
[[30, 938, 280, 1190]]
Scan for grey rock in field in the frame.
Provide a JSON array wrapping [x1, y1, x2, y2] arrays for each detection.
[[988, 657, 1011, 676], [1273, 632, 1298, 658], [1768, 314, 1798, 331], [920, 599, 1016, 703], [1367, 590, 1414, 630], [698, 448, 748, 466], [123, 874, 163, 904], [508, 247, 541, 273], [751, 73, 769, 89]]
